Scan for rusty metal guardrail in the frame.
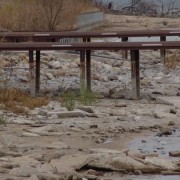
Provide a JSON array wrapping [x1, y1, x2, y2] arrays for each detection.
[[0, 41, 179, 99]]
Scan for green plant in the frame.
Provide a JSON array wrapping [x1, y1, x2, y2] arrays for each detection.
[[60, 92, 76, 111], [0, 115, 6, 124], [79, 88, 99, 106], [60, 85, 100, 110]]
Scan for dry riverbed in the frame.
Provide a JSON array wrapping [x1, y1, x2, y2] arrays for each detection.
[[0, 14, 179, 180]]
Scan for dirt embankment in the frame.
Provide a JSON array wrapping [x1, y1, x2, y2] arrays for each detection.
[[93, 13, 180, 31]]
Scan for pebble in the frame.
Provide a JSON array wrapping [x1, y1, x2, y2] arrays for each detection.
[[168, 121, 175, 126]]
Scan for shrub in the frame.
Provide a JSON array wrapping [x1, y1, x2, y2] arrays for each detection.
[[60, 87, 99, 111], [0, 115, 6, 124], [0, 88, 49, 114], [79, 89, 99, 106], [162, 20, 168, 26], [60, 92, 76, 111]]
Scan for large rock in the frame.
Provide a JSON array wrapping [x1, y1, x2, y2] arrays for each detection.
[[89, 148, 125, 155], [57, 110, 86, 118], [25, 125, 63, 136], [169, 151, 180, 157], [48, 60, 61, 69], [45, 72, 55, 80], [11, 119, 35, 125], [88, 153, 161, 173], [11, 156, 40, 167], [145, 157, 178, 171], [36, 173, 65, 180], [107, 155, 161, 173], [78, 106, 95, 113], [9, 165, 38, 177], [45, 154, 93, 176]]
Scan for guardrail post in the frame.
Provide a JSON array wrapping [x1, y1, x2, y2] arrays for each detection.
[[122, 37, 128, 60], [160, 36, 166, 63], [131, 50, 140, 100], [80, 50, 85, 90], [79, 38, 87, 91], [29, 50, 36, 97], [36, 50, 40, 94], [86, 37, 91, 91]]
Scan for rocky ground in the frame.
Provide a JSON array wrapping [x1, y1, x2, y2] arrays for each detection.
[[0, 14, 179, 180]]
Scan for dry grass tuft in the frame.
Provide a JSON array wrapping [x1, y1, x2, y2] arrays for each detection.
[[0, 88, 49, 114]]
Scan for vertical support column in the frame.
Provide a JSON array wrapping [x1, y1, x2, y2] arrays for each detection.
[[122, 37, 128, 60], [80, 50, 86, 90], [36, 50, 40, 94], [79, 38, 87, 91], [86, 37, 91, 91], [160, 36, 166, 63], [29, 50, 36, 97], [131, 50, 140, 100]]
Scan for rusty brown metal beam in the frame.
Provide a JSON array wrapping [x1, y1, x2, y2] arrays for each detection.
[[0, 30, 180, 39], [1, 40, 180, 98], [0, 41, 179, 51]]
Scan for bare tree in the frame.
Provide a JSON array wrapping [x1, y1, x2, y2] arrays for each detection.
[[122, 0, 142, 12], [157, 0, 177, 16], [135, 0, 157, 15], [122, 0, 157, 15], [36, 0, 65, 30]]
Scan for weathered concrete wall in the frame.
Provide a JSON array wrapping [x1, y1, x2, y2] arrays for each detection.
[[76, 11, 104, 30], [59, 11, 104, 42]]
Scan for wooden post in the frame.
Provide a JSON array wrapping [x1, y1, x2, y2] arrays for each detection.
[[86, 38, 91, 91], [131, 50, 140, 100], [160, 36, 166, 63], [36, 50, 40, 94], [29, 50, 35, 97], [122, 37, 128, 60]]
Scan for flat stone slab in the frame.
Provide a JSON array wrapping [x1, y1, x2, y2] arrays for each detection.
[[57, 110, 86, 118], [90, 148, 124, 155], [39, 154, 93, 175], [156, 96, 180, 108]]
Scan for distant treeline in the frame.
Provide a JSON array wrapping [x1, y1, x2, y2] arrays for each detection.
[[94, 0, 180, 16]]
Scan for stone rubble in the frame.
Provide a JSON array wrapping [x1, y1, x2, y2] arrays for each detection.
[[0, 49, 179, 179]]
